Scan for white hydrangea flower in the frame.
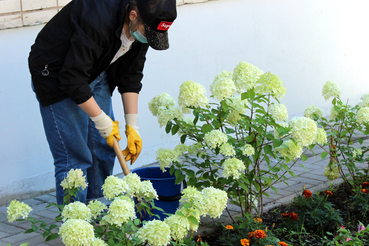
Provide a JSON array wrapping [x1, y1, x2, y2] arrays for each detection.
[[136, 220, 171, 246], [353, 148, 362, 158], [357, 107, 369, 124], [102, 196, 136, 227], [304, 105, 323, 120], [241, 144, 255, 156], [87, 200, 108, 219], [59, 219, 95, 246], [203, 130, 228, 149], [210, 71, 236, 101], [275, 140, 303, 160], [164, 214, 191, 241], [123, 173, 142, 196], [255, 72, 287, 98], [91, 238, 108, 246], [315, 128, 327, 145], [148, 92, 176, 116], [359, 94, 369, 107], [222, 158, 246, 179], [178, 80, 209, 113], [322, 81, 341, 101], [136, 180, 158, 201], [220, 143, 236, 157], [156, 106, 183, 127], [102, 176, 130, 200], [324, 163, 340, 181], [269, 103, 288, 122], [156, 148, 179, 172], [200, 187, 228, 218], [226, 96, 248, 125], [289, 117, 317, 147], [7, 200, 32, 223], [233, 61, 263, 93], [62, 201, 92, 222], [60, 169, 88, 190]]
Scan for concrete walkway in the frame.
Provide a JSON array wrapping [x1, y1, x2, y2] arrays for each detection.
[[1, 135, 368, 245]]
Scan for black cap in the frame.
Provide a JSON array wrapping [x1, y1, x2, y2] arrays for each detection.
[[137, 0, 177, 50]]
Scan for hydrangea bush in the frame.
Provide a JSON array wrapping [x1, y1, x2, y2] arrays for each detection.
[[305, 81, 369, 189], [7, 169, 228, 245], [149, 61, 328, 217]]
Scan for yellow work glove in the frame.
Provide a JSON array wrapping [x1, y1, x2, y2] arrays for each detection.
[[122, 114, 142, 164], [90, 111, 121, 148]]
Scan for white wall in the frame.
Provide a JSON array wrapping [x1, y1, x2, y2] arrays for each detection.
[[1, 0, 369, 205]]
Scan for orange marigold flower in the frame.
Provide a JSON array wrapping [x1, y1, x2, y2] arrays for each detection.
[[279, 242, 288, 246], [362, 182, 369, 188], [240, 238, 250, 246], [361, 189, 369, 194], [254, 229, 266, 239], [254, 217, 263, 223], [248, 232, 254, 239], [325, 190, 333, 196], [282, 212, 291, 218], [290, 212, 298, 221], [302, 189, 312, 198], [225, 225, 233, 230]]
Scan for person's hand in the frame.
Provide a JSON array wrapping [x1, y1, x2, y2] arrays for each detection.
[[90, 111, 121, 148], [122, 114, 142, 164]]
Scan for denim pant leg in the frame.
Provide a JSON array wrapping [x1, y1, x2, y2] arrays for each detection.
[[37, 71, 115, 205], [86, 71, 116, 201]]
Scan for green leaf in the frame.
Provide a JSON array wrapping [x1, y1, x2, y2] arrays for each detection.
[[165, 121, 172, 134], [188, 216, 199, 225], [238, 182, 249, 193], [170, 165, 175, 175], [358, 138, 364, 144], [187, 177, 197, 186], [175, 175, 186, 184], [301, 155, 308, 161], [108, 238, 115, 246], [20, 244, 29, 246], [253, 181, 261, 192], [321, 152, 328, 159], [264, 145, 273, 155], [245, 134, 255, 143], [45, 233, 59, 242], [171, 125, 180, 135], [201, 124, 213, 133], [270, 186, 278, 195], [24, 229, 34, 234], [273, 139, 283, 148], [180, 134, 187, 144], [31, 225, 38, 232]]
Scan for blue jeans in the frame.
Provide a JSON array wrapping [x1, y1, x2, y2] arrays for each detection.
[[35, 71, 116, 205]]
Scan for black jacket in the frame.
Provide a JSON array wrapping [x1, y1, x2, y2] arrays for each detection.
[[28, 0, 149, 107]]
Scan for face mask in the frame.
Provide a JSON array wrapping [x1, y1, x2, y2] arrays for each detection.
[[129, 25, 148, 43]]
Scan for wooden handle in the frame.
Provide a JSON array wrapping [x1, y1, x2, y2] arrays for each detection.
[[113, 137, 130, 175]]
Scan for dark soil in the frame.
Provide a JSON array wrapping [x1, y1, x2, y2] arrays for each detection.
[[200, 182, 369, 245]]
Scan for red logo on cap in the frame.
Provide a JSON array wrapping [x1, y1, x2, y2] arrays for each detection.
[[157, 21, 172, 31]]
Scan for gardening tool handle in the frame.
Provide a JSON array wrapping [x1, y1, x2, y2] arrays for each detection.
[[113, 137, 130, 175]]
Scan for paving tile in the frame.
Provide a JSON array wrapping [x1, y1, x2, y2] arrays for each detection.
[[21, 198, 45, 207], [0, 230, 11, 239], [2, 232, 41, 244], [34, 194, 57, 204], [0, 223, 25, 234]]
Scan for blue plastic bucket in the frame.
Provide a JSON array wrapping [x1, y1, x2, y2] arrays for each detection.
[[132, 167, 183, 221]]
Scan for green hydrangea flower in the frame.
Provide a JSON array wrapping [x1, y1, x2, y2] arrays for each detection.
[[148, 92, 176, 116], [203, 130, 228, 149], [123, 173, 142, 197], [200, 187, 228, 218], [226, 96, 248, 125], [210, 70, 236, 101], [87, 200, 107, 219], [357, 107, 369, 124], [178, 80, 209, 113], [289, 117, 317, 147], [304, 105, 323, 120], [60, 169, 88, 190], [220, 143, 236, 157], [233, 61, 263, 93], [315, 128, 328, 145], [275, 140, 303, 160], [136, 180, 158, 201], [269, 103, 288, 122], [102, 196, 136, 226], [222, 158, 246, 179], [241, 144, 255, 156], [164, 214, 191, 241], [62, 201, 92, 222], [136, 220, 171, 246], [102, 176, 130, 200], [59, 219, 95, 246], [156, 148, 179, 172], [256, 72, 286, 98], [7, 200, 32, 223], [322, 81, 340, 101]]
